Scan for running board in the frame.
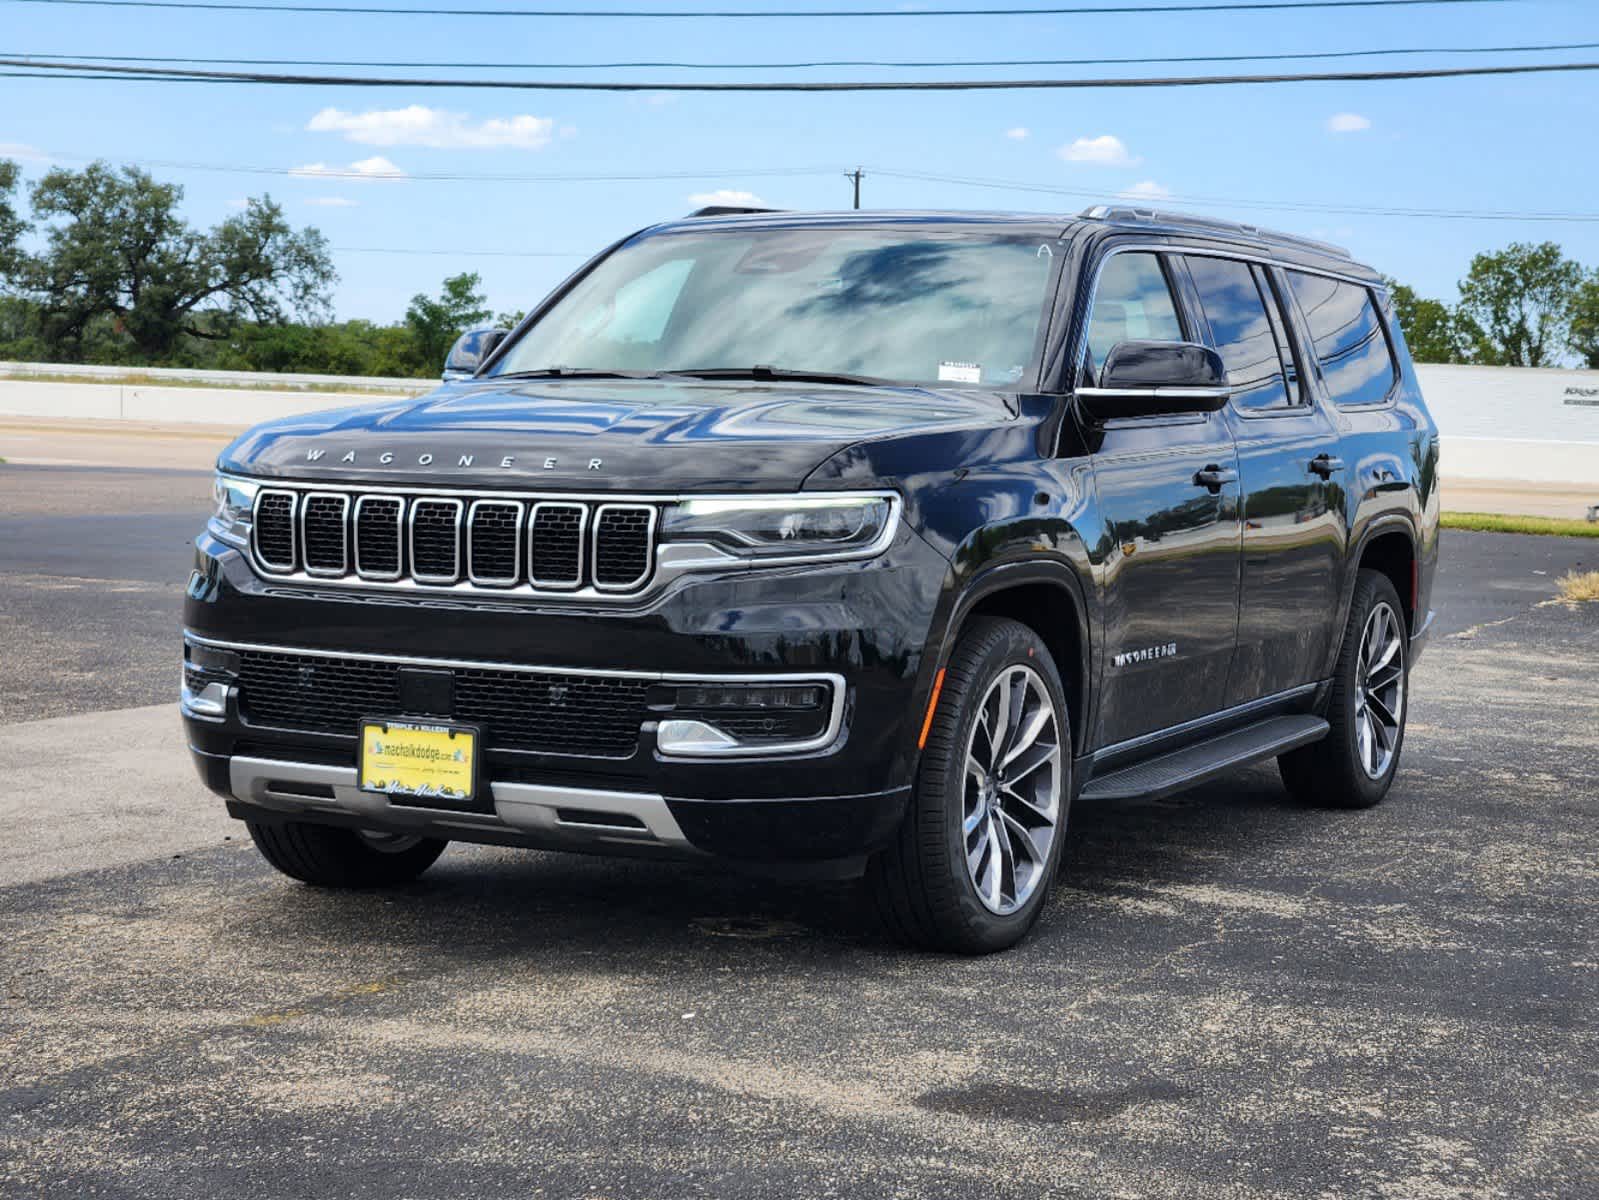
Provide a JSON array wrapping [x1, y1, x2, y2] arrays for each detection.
[[1080, 715, 1330, 802]]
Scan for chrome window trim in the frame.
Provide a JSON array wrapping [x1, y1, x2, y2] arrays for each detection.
[[527, 500, 587, 590], [352, 494, 406, 582], [408, 497, 464, 585], [250, 488, 299, 574], [300, 491, 350, 578], [183, 631, 847, 760], [591, 503, 659, 593], [466, 498, 525, 588]]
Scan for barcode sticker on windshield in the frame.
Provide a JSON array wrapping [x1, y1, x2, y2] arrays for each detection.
[[938, 361, 982, 384]]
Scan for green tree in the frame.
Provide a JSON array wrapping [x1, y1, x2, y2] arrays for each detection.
[[405, 272, 491, 372], [1384, 280, 1466, 364], [1455, 241, 1584, 367], [0, 159, 26, 281], [16, 161, 335, 361], [1569, 273, 1599, 369]]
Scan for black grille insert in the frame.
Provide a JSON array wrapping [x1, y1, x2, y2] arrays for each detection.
[[529, 502, 585, 587], [301, 493, 348, 575], [232, 649, 649, 758], [593, 505, 654, 589], [468, 501, 522, 585], [354, 496, 403, 579], [254, 491, 297, 571], [410, 499, 462, 582]]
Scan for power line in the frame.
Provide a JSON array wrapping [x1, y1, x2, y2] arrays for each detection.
[[6, 39, 1594, 71], [0, 0, 1532, 19], [334, 245, 586, 256], [5, 55, 1595, 90]]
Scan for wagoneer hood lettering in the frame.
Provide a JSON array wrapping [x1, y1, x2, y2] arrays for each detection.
[[219, 379, 1017, 491]]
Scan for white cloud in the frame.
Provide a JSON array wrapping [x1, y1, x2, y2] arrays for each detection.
[[1058, 134, 1141, 166], [307, 105, 557, 150], [1118, 180, 1172, 202], [0, 141, 48, 163], [687, 189, 766, 208], [1326, 112, 1372, 134], [289, 156, 407, 182], [1004, 127, 1030, 141], [306, 196, 359, 207]]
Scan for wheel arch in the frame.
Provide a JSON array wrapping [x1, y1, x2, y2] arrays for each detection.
[[1352, 517, 1419, 633]]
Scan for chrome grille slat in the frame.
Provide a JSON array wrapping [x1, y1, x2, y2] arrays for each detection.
[[467, 500, 523, 586], [248, 486, 659, 596], [353, 495, 404, 580], [529, 501, 586, 589], [300, 492, 349, 577]]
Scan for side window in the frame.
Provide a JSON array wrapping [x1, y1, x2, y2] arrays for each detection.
[[1287, 272, 1399, 407], [1084, 252, 1185, 381], [1183, 255, 1296, 411]]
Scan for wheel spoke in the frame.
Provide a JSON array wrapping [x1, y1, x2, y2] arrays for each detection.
[[1367, 690, 1398, 728], [1001, 780, 1057, 825], [1004, 739, 1058, 785], [998, 809, 1045, 867], [1368, 709, 1392, 753], [982, 816, 1006, 908], [986, 678, 1012, 764], [1357, 710, 1374, 773], [1368, 631, 1400, 676], [1000, 703, 1051, 770]]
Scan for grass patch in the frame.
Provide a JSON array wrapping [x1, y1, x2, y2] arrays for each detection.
[[1558, 570, 1599, 603], [1442, 511, 1599, 538]]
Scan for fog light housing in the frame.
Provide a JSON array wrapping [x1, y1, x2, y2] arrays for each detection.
[[656, 679, 840, 757]]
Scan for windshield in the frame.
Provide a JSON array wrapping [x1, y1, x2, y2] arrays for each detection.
[[490, 228, 1057, 389]]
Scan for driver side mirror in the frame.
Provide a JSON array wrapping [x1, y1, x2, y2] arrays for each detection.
[[442, 326, 510, 381], [1077, 340, 1231, 421]]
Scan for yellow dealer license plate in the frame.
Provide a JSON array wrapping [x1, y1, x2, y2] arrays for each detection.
[[359, 719, 479, 805]]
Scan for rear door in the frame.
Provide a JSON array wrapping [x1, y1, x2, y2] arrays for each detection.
[[1177, 253, 1346, 706], [1079, 247, 1243, 746]]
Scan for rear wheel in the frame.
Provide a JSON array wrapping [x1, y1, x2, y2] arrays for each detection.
[[869, 617, 1070, 954], [1279, 569, 1409, 809], [247, 820, 448, 887]]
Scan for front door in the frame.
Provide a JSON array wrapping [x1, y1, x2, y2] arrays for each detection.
[[1079, 249, 1243, 746], [1178, 254, 1347, 705]]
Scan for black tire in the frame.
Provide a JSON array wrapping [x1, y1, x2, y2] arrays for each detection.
[[1279, 569, 1409, 809], [868, 616, 1071, 954], [247, 820, 447, 887]]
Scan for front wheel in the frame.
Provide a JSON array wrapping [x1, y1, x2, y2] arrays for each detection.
[[869, 617, 1070, 954], [1279, 569, 1410, 809], [247, 820, 448, 887]]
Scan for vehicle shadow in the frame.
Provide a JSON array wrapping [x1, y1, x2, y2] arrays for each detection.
[[225, 759, 1347, 968]]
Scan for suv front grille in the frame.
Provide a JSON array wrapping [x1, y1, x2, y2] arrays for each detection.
[[232, 648, 651, 758], [250, 486, 660, 596]]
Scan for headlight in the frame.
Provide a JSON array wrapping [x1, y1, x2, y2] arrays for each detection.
[[208, 474, 260, 547], [659, 493, 898, 562]]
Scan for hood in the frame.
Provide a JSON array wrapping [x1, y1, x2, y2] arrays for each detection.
[[218, 378, 1018, 491]]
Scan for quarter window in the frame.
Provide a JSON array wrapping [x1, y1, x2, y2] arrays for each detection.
[[1183, 256, 1294, 411], [1084, 252, 1185, 381], [1287, 272, 1399, 407]]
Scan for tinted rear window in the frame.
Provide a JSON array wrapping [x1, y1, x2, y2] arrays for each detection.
[[1287, 272, 1398, 407]]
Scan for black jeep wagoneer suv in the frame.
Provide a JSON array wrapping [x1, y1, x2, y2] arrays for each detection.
[[183, 206, 1439, 952]]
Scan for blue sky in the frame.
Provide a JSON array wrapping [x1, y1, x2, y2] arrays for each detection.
[[2, 0, 1595, 322]]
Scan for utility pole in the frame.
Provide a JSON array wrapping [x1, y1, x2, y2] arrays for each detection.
[[846, 167, 863, 210]]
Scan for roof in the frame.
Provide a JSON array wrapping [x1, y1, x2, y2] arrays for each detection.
[[642, 206, 1380, 280]]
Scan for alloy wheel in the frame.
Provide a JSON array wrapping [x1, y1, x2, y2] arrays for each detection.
[[962, 664, 1063, 916], [1354, 600, 1406, 780]]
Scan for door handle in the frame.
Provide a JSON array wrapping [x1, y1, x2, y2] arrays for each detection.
[[1308, 453, 1344, 479], [1193, 465, 1238, 492]]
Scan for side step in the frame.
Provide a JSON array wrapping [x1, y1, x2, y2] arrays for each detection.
[[1080, 714, 1330, 802]]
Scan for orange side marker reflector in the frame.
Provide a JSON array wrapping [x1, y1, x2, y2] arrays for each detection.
[[918, 668, 947, 750]]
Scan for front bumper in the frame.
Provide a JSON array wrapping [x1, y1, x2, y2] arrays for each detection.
[[182, 522, 945, 861]]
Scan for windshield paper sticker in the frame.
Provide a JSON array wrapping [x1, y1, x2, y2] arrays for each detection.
[[938, 361, 982, 384]]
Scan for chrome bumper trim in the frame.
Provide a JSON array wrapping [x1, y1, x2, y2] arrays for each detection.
[[227, 756, 692, 850]]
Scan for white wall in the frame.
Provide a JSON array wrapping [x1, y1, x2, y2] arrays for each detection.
[[2, 362, 1596, 486]]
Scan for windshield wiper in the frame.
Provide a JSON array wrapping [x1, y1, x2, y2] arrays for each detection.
[[491, 367, 669, 381], [671, 365, 900, 388]]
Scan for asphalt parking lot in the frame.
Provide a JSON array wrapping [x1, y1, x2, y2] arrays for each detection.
[[1, 454, 1595, 1198]]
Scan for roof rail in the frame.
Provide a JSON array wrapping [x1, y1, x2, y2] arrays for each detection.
[[1080, 205, 1351, 260], [684, 205, 783, 218]]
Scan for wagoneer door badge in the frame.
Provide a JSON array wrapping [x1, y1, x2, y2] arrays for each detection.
[[304, 448, 603, 471], [1113, 642, 1179, 667]]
